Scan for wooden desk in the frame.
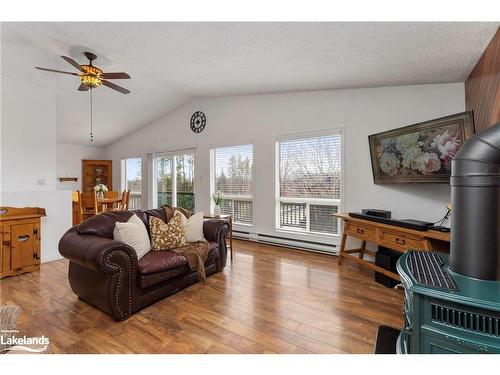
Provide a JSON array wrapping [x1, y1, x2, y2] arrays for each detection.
[[204, 214, 233, 260], [335, 213, 450, 281]]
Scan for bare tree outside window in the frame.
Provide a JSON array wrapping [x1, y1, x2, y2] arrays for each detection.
[[214, 144, 253, 224], [277, 134, 342, 235], [280, 135, 341, 199]]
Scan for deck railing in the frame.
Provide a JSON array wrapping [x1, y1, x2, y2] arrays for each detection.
[[278, 197, 340, 235], [157, 191, 195, 212], [129, 192, 142, 210]]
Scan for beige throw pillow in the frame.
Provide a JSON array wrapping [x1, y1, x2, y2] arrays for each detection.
[[150, 213, 186, 251], [113, 214, 151, 260], [179, 211, 205, 243]]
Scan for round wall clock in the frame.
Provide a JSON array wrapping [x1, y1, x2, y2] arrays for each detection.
[[190, 111, 206, 133]]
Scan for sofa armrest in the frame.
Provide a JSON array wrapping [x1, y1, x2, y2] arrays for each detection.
[[59, 227, 138, 274], [59, 227, 139, 321], [203, 219, 229, 268]]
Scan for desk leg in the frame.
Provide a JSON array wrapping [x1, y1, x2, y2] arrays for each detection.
[[359, 241, 366, 259], [338, 232, 347, 265]]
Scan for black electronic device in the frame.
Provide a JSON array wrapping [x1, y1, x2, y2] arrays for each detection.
[[361, 209, 391, 218], [430, 225, 450, 232], [375, 247, 400, 288], [348, 212, 433, 231]]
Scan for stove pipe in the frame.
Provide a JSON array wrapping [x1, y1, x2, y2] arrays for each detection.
[[450, 122, 500, 280]]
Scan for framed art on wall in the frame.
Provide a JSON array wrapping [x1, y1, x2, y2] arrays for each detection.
[[369, 111, 475, 184]]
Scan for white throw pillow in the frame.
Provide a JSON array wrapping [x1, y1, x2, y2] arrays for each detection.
[[113, 214, 151, 260], [179, 211, 205, 243]]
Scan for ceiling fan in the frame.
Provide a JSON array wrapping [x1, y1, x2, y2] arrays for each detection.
[[35, 52, 131, 94]]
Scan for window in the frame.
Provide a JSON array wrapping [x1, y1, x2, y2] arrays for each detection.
[[211, 144, 253, 225], [276, 131, 342, 235], [153, 151, 195, 212], [121, 157, 142, 209]]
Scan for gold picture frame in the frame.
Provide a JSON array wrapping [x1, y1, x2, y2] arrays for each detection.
[[369, 111, 475, 184]]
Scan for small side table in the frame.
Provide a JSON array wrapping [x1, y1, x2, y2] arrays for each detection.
[[203, 214, 233, 260]]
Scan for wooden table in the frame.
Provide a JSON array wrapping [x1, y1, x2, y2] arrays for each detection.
[[335, 213, 450, 281], [98, 197, 122, 212], [204, 214, 233, 260]]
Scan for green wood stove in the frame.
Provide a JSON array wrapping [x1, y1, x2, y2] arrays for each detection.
[[397, 251, 500, 354]]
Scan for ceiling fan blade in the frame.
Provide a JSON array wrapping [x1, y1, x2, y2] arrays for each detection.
[[35, 67, 79, 76], [102, 80, 130, 94], [78, 83, 89, 91], [101, 72, 131, 79], [61, 55, 83, 71]]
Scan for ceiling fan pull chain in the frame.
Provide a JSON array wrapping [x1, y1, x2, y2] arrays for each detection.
[[90, 87, 94, 142]]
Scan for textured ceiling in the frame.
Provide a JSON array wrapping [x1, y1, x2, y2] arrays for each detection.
[[1, 22, 498, 146]]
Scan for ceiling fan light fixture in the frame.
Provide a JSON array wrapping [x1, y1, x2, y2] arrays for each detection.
[[80, 74, 102, 88], [79, 65, 103, 87]]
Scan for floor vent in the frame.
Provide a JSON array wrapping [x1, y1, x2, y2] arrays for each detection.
[[431, 304, 500, 337]]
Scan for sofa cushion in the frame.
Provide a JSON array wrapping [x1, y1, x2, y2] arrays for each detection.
[[138, 250, 188, 275], [136, 242, 219, 289], [137, 265, 191, 289], [162, 206, 192, 221], [113, 214, 151, 260], [149, 214, 186, 251], [179, 211, 205, 243], [144, 208, 167, 225], [77, 210, 147, 239]]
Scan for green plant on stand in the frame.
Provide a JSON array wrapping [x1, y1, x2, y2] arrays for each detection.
[[212, 191, 222, 217]]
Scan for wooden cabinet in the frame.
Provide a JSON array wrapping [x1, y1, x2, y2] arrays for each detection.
[[0, 207, 46, 279], [82, 159, 113, 192]]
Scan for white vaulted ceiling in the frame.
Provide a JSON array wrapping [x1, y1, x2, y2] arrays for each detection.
[[1, 22, 498, 146]]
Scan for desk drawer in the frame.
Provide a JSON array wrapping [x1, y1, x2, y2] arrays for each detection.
[[379, 230, 426, 251], [345, 223, 376, 241]]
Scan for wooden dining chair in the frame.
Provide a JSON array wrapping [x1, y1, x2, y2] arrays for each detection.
[[72, 191, 81, 225], [121, 191, 130, 211], [103, 191, 120, 211], [79, 191, 99, 222], [106, 191, 130, 212], [104, 191, 119, 199]]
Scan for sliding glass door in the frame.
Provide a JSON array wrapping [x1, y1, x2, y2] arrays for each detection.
[[122, 157, 143, 209], [153, 151, 195, 211]]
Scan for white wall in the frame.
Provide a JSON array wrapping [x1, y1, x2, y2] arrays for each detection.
[[56, 143, 105, 191], [1, 76, 57, 192], [1, 75, 72, 262], [105, 83, 465, 245], [0, 191, 71, 262]]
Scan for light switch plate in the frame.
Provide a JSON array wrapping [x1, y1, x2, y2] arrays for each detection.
[[37, 177, 47, 186]]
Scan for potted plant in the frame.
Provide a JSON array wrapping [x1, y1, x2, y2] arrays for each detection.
[[212, 191, 222, 217], [94, 183, 108, 200]]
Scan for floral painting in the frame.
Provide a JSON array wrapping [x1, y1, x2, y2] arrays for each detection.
[[369, 112, 474, 183]]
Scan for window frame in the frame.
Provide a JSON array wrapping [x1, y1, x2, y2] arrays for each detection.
[[274, 128, 345, 237], [121, 156, 144, 210], [210, 142, 255, 227], [151, 148, 196, 211]]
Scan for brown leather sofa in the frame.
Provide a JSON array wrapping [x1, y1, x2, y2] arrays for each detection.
[[59, 207, 229, 321]]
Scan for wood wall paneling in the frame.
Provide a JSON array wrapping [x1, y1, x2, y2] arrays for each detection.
[[465, 28, 500, 132]]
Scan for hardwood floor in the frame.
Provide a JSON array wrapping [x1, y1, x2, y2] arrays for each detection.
[[0, 240, 403, 354]]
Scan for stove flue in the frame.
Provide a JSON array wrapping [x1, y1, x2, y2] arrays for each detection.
[[450, 122, 500, 281]]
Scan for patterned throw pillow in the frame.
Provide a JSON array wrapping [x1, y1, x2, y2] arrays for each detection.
[[149, 212, 186, 251]]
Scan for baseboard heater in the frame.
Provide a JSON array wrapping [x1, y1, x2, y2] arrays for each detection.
[[232, 230, 338, 255]]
